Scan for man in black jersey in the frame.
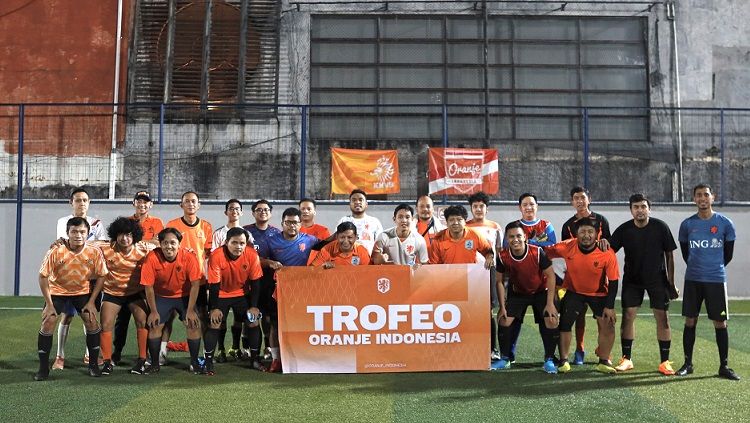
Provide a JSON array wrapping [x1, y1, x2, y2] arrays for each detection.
[[609, 194, 678, 375]]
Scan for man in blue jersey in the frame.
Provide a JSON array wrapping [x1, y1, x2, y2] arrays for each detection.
[[241, 200, 281, 365], [676, 184, 738, 380]]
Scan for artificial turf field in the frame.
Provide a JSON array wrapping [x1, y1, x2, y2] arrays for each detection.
[[0, 296, 747, 422]]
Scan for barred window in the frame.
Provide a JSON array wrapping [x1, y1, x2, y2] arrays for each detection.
[[310, 15, 648, 143], [128, 0, 281, 115]]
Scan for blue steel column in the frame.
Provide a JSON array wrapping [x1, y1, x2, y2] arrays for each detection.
[[300, 106, 307, 200], [157, 104, 165, 203], [13, 105, 25, 296], [582, 107, 590, 189], [720, 109, 726, 205]]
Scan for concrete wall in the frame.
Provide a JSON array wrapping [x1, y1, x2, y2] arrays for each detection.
[[2, 201, 747, 297]]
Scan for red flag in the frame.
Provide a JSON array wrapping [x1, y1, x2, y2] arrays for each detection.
[[428, 148, 499, 195]]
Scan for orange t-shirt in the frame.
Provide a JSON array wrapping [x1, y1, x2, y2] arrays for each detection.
[[544, 239, 619, 297], [39, 244, 109, 296], [428, 228, 493, 264], [99, 241, 152, 297], [308, 241, 371, 267], [140, 248, 202, 298], [300, 223, 330, 240], [131, 214, 164, 242], [166, 217, 213, 274], [207, 246, 264, 298]]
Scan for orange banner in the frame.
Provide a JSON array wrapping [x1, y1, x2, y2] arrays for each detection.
[[428, 148, 499, 195], [331, 148, 400, 195], [276, 264, 490, 373]]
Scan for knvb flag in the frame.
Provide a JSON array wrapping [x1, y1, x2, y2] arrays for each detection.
[[428, 148, 499, 195], [331, 148, 400, 195]]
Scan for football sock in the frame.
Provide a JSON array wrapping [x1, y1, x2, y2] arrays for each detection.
[[187, 338, 201, 364], [658, 339, 671, 362], [683, 325, 696, 365], [85, 329, 101, 368], [148, 338, 161, 367], [56, 323, 69, 358], [218, 326, 227, 351], [204, 328, 219, 361], [100, 331, 113, 360], [715, 327, 729, 367], [621, 338, 633, 360], [38, 332, 53, 375], [270, 347, 280, 360], [248, 325, 262, 357], [490, 317, 498, 352], [498, 324, 511, 358], [113, 307, 131, 355], [231, 324, 242, 350], [540, 325, 560, 360], [241, 324, 251, 349], [137, 328, 149, 359], [509, 319, 522, 358], [575, 317, 585, 352]]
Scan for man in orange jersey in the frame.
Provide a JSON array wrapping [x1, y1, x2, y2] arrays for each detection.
[[309, 221, 371, 268], [35, 217, 109, 381], [204, 227, 263, 375], [141, 228, 204, 374], [88, 217, 154, 375], [428, 205, 494, 268], [414, 195, 445, 249], [466, 192, 503, 361], [111, 191, 163, 366], [163, 191, 213, 363], [299, 198, 331, 240], [545, 218, 619, 374]]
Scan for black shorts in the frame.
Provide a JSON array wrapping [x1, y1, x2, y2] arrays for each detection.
[[258, 273, 277, 318], [196, 285, 208, 308], [505, 290, 556, 324], [102, 292, 146, 308], [213, 296, 250, 324], [49, 294, 91, 316], [155, 296, 195, 323], [682, 280, 728, 321], [621, 280, 670, 311], [559, 291, 607, 332]]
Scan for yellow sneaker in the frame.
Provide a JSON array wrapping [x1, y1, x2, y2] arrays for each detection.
[[615, 357, 634, 372], [595, 362, 617, 374], [658, 360, 676, 376], [558, 361, 571, 373]]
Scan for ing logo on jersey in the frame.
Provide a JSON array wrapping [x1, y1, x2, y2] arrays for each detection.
[[710, 225, 719, 234], [352, 256, 361, 265], [465, 240, 474, 250]]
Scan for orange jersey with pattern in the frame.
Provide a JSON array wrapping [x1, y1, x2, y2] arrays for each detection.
[[300, 223, 330, 240], [428, 228, 493, 264], [100, 242, 152, 297], [39, 244, 108, 296], [207, 246, 264, 298], [166, 217, 213, 274], [545, 239, 619, 297], [131, 215, 164, 241], [140, 248, 202, 298], [309, 241, 371, 267]]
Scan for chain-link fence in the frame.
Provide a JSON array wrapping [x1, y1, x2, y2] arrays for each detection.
[[1, 103, 749, 203]]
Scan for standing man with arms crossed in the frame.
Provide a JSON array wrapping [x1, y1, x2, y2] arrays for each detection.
[[676, 184, 739, 380], [609, 194, 678, 375], [560, 186, 611, 365], [466, 192, 503, 361], [337, 189, 383, 254], [545, 218, 619, 374]]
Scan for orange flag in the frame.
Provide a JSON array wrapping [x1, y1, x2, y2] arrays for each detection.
[[331, 148, 400, 194]]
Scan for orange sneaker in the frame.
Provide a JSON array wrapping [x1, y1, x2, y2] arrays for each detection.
[[615, 357, 634, 372], [658, 360, 676, 376], [52, 356, 65, 370], [167, 341, 189, 352]]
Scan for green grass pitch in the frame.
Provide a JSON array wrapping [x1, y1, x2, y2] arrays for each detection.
[[1, 296, 748, 422]]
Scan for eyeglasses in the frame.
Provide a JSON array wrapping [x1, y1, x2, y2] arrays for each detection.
[[227, 207, 242, 212], [283, 220, 301, 226], [254, 208, 271, 213]]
